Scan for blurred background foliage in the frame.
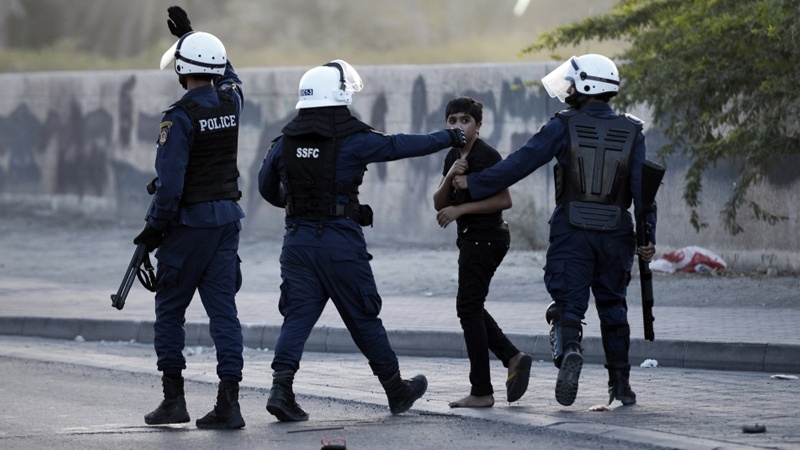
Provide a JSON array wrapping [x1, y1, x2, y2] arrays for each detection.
[[0, 0, 623, 72], [525, 0, 800, 234]]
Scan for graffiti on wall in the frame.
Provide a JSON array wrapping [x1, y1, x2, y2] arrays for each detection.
[[0, 100, 112, 198], [0, 69, 548, 193], [0, 66, 571, 245], [3, 66, 800, 258]]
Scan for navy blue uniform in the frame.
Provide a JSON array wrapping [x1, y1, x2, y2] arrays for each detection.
[[466, 102, 656, 365], [147, 61, 245, 382], [259, 127, 454, 378]]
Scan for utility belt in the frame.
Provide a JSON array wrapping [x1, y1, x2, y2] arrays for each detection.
[[285, 202, 373, 227], [563, 201, 622, 231]]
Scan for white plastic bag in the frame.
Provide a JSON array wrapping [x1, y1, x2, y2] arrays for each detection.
[[650, 246, 727, 273]]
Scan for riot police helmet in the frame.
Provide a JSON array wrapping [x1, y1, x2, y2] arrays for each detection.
[[542, 54, 619, 102], [159, 31, 227, 76], [295, 59, 363, 109]]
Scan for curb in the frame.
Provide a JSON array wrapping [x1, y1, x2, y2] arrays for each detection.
[[2, 316, 798, 373]]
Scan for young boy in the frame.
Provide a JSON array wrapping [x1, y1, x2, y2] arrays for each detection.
[[433, 96, 532, 407]]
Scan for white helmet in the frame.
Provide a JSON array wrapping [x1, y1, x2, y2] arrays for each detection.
[[295, 59, 364, 109], [541, 54, 619, 102], [159, 31, 226, 76]]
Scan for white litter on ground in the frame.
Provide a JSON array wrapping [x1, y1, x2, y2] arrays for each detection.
[[589, 399, 623, 412], [640, 359, 659, 368], [184, 346, 214, 356], [650, 246, 727, 273], [770, 374, 798, 380]]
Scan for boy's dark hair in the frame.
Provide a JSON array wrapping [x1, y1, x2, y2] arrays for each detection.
[[445, 96, 482, 124]]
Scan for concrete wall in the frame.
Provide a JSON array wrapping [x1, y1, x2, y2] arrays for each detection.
[[1, 63, 798, 271]]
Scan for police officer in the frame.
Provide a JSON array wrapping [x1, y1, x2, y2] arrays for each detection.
[[258, 60, 466, 421], [134, 6, 246, 429], [453, 54, 657, 407]]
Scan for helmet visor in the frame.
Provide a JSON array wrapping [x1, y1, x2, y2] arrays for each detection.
[[541, 56, 578, 102], [331, 59, 363, 93], [159, 39, 179, 70]]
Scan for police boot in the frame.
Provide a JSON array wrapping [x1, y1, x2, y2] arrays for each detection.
[[607, 364, 637, 405], [144, 374, 190, 425], [196, 380, 245, 429], [266, 370, 309, 422], [379, 371, 428, 415], [554, 321, 583, 407], [546, 302, 562, 367]]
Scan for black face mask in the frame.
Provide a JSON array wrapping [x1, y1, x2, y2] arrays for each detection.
[[179, 75, 188, 90], [565, 92, 589, 109]]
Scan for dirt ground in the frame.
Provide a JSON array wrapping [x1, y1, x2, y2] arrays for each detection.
[[2, 203, 798, 313]]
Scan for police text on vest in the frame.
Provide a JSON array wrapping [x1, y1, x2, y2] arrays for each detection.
[[199, 115, 237, 132], [296, 147, 320, 158]]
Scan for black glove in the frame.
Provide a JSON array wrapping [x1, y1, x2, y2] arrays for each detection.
[[167, 6, 193, 38], [446, 128, 467, 148], [134, 224, 165, 253]]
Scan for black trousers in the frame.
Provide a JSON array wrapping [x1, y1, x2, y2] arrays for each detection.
[[456, 236, 520, 396]]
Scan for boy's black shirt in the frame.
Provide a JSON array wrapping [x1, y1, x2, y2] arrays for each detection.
[[442, 138, 508, 240]]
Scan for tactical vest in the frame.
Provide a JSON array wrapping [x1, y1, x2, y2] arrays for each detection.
[[280, 107, 373, 225], [554, 109, 640, 231], [172, 92, 240, 205]]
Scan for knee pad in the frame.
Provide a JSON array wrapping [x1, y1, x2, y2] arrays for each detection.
[[545, 301, 558, 325], [601, 323, 631, 365]]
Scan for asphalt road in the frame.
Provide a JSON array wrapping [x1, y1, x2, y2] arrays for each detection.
[[1, 336, 797, 450], [0, 339, 664, 450]]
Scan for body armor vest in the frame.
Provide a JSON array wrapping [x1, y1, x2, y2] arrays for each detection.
[[280, 107, 372, 225], [555, 109, 640, 231], [173, 92, 240, 205]]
